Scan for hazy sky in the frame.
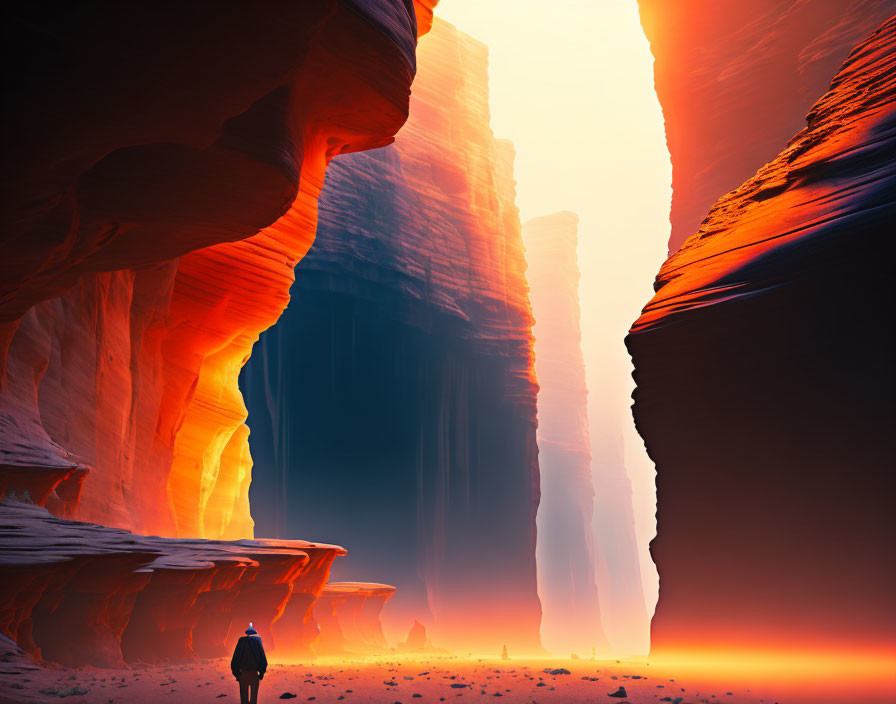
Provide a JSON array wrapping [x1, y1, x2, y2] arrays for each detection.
[[436, 0, 672, 633]]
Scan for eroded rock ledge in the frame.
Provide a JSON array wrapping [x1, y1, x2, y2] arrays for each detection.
[[0, 500, 345, 667], [312, 582, 397, 655]]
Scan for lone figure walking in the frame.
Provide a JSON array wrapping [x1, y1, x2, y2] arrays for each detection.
[[231, 622, 268, 704]]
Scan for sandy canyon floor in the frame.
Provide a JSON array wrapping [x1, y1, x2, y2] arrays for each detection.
[[3, 653, 894, 704]]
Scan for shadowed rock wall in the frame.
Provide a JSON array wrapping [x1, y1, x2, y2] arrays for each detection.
[[629, 15, 896, 655], [242, 19, 542, 653]]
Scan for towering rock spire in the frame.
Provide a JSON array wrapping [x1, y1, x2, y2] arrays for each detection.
[[524, 212, 608, 654]]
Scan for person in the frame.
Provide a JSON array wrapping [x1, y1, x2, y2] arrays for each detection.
[[230, 622, 268, 704]]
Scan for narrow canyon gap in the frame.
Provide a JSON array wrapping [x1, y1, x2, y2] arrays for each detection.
[[439, 0, 670, 654]]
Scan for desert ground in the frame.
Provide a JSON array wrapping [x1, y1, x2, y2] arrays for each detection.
[[4, 653, 893, 704]]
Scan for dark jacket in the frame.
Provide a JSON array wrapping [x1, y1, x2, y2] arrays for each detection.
[[231, 635, 268, 679]]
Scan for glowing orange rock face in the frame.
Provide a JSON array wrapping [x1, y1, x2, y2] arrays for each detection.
[[634, 15, 896, 333], [637, 0, 895, 252], [0, 2, 423, 538], [311, 582, 396, 655], [413, 0, 438, 37], [629, 16, 896, 657], [524, 212, 606, 655]]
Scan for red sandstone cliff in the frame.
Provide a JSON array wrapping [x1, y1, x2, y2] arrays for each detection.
[[0, 1, 435, 667], [0, 2, 426, 539], [638, 0, 896, 252], [523, 212, 605, 655], [629, 15, 896, 656]]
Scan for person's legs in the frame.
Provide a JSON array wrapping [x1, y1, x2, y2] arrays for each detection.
[[238, 670, 259, 704], [250, 672, 260, 704], [238, 671, 250, 704]]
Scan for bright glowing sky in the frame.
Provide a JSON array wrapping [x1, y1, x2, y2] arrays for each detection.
[[436, 0, 672, 640]]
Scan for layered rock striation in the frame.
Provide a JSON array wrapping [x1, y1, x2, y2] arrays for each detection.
[[242, 18, 542, 653], [0, 500, 345, 666], [629, 16, 896, 655], [523, 212, 606, 654], [638, 0, 896, 252], [0, 2, 424, 539]]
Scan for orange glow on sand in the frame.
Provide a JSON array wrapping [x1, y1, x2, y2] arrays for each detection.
[[13, 652, 895, 703]]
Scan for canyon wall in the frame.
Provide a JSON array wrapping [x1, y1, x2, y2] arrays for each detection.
[[0, 2, 435, 666], [242, 18, 542, 653], [0, 2, 426, 539], [628, 15, 896, 656], [523, 212, 606, 655], [638, 0, 896, 252]]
